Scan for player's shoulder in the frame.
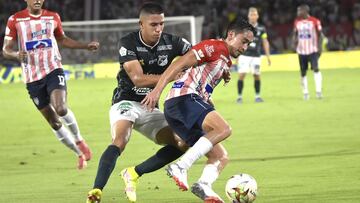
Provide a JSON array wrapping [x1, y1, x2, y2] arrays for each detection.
[[42, 9, 61, 18], [9, 9, 29, 20], [121, 31, 138, 41], [161, 32, 181, 41], [309, 16, 321, 23]]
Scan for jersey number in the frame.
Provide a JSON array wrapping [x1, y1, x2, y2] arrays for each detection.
[[58, 75, 65, 86]]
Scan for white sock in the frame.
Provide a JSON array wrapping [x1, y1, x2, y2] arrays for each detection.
[[301, 76, 309, 94], [177, 137, 213, 170], [198, 162, 220, 186], [314, 72, 322, 93], [53, 125, 82, 156], [60, 109, 83, 142]]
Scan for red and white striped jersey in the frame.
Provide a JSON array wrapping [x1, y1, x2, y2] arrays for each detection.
[[294, 16, 322, 55], [5, 9, 65, 83], [166, 39, 232, 101]]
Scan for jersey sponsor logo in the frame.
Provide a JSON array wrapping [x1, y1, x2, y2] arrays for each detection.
[[127, 50, 136, 56], [119, 46, 127, 56], [205, 45, 214, 57], [148, 58, 157, 65], [25, 39, 52, 51], [131, 87, 152, 95], [158, 55, 168, 66], [172, 81, 184, 88], [157, 45, 172, 51], [136, 47, 148, 52], [31, 29, 48, 38], [117, 101, 133, 115]]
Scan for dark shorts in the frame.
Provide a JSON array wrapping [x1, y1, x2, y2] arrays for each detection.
[[298, 53, 320, 75], [26, 68, 67, 110], [164, 94, 215, 146]]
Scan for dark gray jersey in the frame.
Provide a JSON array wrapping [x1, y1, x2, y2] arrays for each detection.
[[112, 31, 191, 104], [243, 24, 267, 57]]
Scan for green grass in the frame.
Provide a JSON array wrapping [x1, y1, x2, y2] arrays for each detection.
[[0, 68, 359, 203]]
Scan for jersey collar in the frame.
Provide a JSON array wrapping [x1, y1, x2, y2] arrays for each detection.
[[27, 8, 43, 18], [138, 31, 160, 49]]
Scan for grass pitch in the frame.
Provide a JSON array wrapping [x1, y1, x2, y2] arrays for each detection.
[[0, 68, 359, 203]]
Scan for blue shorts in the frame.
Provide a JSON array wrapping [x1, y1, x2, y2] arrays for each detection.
[[26, 68, 67, 110], [164, 94, 214, 146]]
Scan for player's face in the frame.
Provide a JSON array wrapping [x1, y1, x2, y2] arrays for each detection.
[[227, 30, 254, 58], [297, 7, 306, 18], [26, 0, 44, 12], [140, 13, 165, 45], [248, 11, 259, 24]]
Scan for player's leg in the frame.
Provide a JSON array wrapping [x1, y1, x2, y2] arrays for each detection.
[[88, 101, 136, 203], [251, 56, 263, 102], [237, 55, 249, 103], [298, 54, 309, 100], [26, 76, 86, 169], [121, 109, 188, 202], [166, 96, 231, 191], [175, 110, 231, 171], [310, 52, 322, 99], [39, 105, 86, 169], [191, 143, 228, 202], [88, 120, 132, 203], [48, 70, 92, 160]]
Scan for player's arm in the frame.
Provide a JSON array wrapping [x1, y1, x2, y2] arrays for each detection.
[[141, 50, 198, 110], [2, 39, 26, 62], [261, 33, 271, 66], [53, 13, 99, 51], [123, 60, 161, 87], [56, 35, 99, 51]]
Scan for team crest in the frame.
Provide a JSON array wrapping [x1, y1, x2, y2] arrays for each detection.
[[158, 55, 168, 66]]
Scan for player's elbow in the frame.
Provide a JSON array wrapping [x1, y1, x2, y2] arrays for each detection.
[[131, 75, 146, 87]]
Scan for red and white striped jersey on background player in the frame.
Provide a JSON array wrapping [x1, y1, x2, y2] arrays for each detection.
[[5, 9, 64, 83], [166, 39, 232, 102], [294, 16, 322, 55]]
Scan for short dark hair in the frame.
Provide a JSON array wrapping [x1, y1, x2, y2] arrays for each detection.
[[225, 18, 256, 38], [139, 2, 164, 16]]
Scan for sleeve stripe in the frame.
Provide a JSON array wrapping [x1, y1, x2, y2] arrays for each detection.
[[192, 49, 201, 60], [4, 36, 13, 40]]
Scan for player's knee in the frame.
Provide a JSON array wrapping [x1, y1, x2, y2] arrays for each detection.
[[54, 105, 67, 117], [220, 125, 232, 139], [49, 119, 62, 130], [112, 135, 128, 151], [313, 67, 319, 73]]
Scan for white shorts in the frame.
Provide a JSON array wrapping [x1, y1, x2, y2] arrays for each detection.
[[237, 55, 261, 75], [109, 100, 168, 143]]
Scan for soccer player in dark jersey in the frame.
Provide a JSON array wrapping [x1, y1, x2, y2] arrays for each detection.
[[87, 3, 230, 203], [293, 4, 324, 100], [2, 0, 98, 170], [236, 7, 271, 103], [142, 19, 255, 203]]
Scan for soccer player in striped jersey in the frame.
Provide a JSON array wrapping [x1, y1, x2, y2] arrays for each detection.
[[2, 0, 99, 169], [293, 4, 324, 100], [142, 19, 255, 203], [237, 7, 271, 104]]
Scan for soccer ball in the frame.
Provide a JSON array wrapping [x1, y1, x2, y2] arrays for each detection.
[[225, 173, 258, 203]]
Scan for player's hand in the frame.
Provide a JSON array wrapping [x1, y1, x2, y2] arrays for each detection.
[[141, 89, 161, 112], [17, 51, 27, 63], [222, 70, 231, 85], [87, 41, 100, 51]]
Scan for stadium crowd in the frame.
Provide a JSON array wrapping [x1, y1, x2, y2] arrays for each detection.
[[1, 0, 360, 65]]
